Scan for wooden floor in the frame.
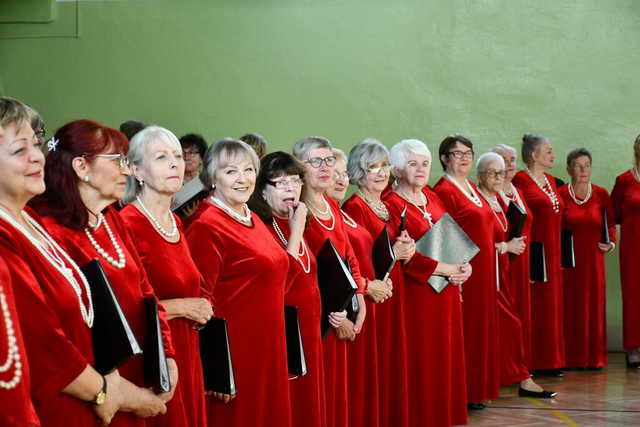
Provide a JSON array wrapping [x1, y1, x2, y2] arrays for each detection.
[[465, 353, 640, 426]]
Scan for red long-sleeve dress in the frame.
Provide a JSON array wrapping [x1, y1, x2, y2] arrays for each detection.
[[433, 177, 500, 404], [512, 171, 565, 370], [303, 195, 363, 427], [559, 185, 616, 368], [342, 194, 410, 427], [120, 205, 208, 426], [0, 252, 39, 427], [269, 216, 326, 427], [386, 189, 467, 427], [38, 207, 175, 427], [611, 170, 640, 351], [185, 201, 292, 427]]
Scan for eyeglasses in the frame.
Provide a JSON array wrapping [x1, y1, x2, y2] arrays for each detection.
[[448, 150, 474, 160], [34, 128, 46, 142], [85, 153, 129, 170], [183, 150, 200, 157], [267, 177, 304, 189], [305, 156, 336, 168], [482, 169, 506, 179], [366, 163, 392, 175], [570, 164, 591, 170], [333, 171, 349, 181]]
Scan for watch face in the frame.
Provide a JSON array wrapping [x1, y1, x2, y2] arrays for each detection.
[[95, 391, 106, 405]]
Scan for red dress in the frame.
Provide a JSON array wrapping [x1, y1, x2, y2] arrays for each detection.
[[611, 170, 640, 351], [0, 253, 39, 427], [185, 202, 292, 427], [512, 171, 565, 370], [386, 189, 467, 427], [434, 177, 500, 404], [269, 216, 326, 427], [120, 205, 208, 426], [558, 185, 615, 367], [0, 210, 98, 426], [303, 195, 363, 427], [343, 194, 410, 427], [39, 207, 175, 427]]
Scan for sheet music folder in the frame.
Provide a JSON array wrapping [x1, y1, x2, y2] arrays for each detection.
[[284, 306, 307, 377], [415, 213, 480, 293], [529, 241, 548, 282], [199, 317, 236, 395], [561, 229, 576, 268], [144, 297, 171, 393], [171, 177, 208, 215], [601, 207, 611, 244], [372, 227, 396, 281]]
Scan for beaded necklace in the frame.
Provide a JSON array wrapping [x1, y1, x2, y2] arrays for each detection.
[[85, 213, 126, 269], [136, 196, 178, 238], [0, 286, 22, 389], [396, 190, 433, 227], [209, 196, 252, 226], [271, 219, 311, 274], [357, 191, 389, 222], [308, 197, 335, 231], [444, 174, 483, 207], [478, 189, 508, 232], [525, 169, 560, 213], [567, 182, 592, 206]]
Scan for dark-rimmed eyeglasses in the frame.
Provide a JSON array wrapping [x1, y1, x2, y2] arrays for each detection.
[[481, 169, 506, 179], [305, 156, 336, 168], [448, 150, 474, 160], [267, 177, 304, 189]]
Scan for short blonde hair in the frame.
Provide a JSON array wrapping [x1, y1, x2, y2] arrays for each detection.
[[200, 138, 260, 189]]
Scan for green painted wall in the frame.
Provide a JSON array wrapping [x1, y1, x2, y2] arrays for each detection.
[[2, 0, 639, 350]]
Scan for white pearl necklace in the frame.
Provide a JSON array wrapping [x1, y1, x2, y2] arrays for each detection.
[[357, 191, 389, 222], [0, 286, 22, 389], [209, 196, 252, 226], [271, 219, 311, 274], [444, 174, 483, 207], [478, 189, 508, 232], [136, 196, 178, 238], [397, 190, 433, 227], [308, 197, 335, 231], [340, 210, 358, 229], [0, 209, 94, 327], [568, 183, 592, 206], [499, 183, 526, 213], [525, 169, 560, 213], [85, 213, 126, 269]]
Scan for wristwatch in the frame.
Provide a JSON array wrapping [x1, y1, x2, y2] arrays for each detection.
[[92, 376, 107, 405]]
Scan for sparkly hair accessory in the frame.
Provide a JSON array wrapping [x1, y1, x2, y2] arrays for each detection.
[[47, 137, 59, 152]]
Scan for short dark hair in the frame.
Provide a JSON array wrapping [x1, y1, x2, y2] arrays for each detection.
[[179, 133, 207, 157], [119, 120, 146, 140], [438, 134, 473, 170], [522, 133, 548, 165], [566, 148, 592, 167], [239, 132, 268, 158]]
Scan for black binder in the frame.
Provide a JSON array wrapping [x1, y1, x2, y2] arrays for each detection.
[[144, 297, 171, 393], [372, 227, 396, 281], [316, 238, 359, 337], [284, 306, 307, 377], [506, 201, 527, 241], [601, 207, 611, 244], [171, 177, 208, 218], [81, 259, 143, 374], [561, 229, 575, 268], [398, 205, 408, 233], [529, 241, 548, 282], [199, 317, 236, 395]]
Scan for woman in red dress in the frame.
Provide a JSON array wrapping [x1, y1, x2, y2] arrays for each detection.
[[611, 135, 640, 368], [476, 152, 556, 398], [292, 136, 364, 427], [511, 133, 565, 376], [559, 149, 616, 370], [386, 139, 470, 425], [186, 139, 293, 427], [32, 119, 174, 426], [121, 126, 213, 426]]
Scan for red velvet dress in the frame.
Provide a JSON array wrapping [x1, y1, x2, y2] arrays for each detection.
[[343, 194, 410, 427], [386, 189, 467, 427], [39, 207, 175, 427], [434, 177, 500, 404], [499, 187, 534, 367], [269, 216, 326, 427], [512, 171, 565, 370], [303, 195, 363, 427], [0, 210, 99, 426], [558, 185, 616, 367], [0, 255, 39, 427], [611, 170, 640, 351], [120, 205, 208, 426], [185, 201, 292, 427]]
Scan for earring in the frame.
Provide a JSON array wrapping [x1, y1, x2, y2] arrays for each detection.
[[211, 184, 216, 189], [138, 178, 144, 187], [83, 175, 90, 183]]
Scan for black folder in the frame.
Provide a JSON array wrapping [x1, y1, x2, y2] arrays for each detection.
[[284, 306, 307, 377], [144, 297, 171, 393], [601, 207, 611, 244], [398, 205, 408, 233], [529, 241, 548, 282], [372, 227, 396, 281], [316, 238, 359, 337], [199, 317, 236, 395], [561, 229, 575, 268], [81, 259, 143, 374], [171, 177, 208, 217], [506, 201, 527, 241]]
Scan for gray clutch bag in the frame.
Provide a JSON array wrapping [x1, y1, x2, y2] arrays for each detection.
[[415, 213, 480, 293]]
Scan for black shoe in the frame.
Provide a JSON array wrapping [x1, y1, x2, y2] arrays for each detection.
[[626, 354, 640, 368], [518, 387, 558, 398], [586, 366, 603, 371], [467, 402, 486, 411], [532, 369, 564, 377]]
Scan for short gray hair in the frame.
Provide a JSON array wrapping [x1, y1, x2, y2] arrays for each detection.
[[389, 139, 431, 174], [292, 136, 332, 161], [522, 133, 549, 165], [347, 139, 390, 186], [124, 126, 182, 203], [333, 147, 347, 164], [200, 138, 260, 189], [490, 144, 517, 158], [476, 152, 505, 174], [0, 96, 28, 129]]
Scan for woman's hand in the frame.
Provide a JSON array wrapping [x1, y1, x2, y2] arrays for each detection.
[[288, 201, 308, 236], [93, 371, 123, 425], [162, 298, 213, 324], [207, 391, 236, 403], [352, 294, 367, 334], [504, 236, 526, 255], [328, 310, 347, 328], [598, 242, 615, 253], [118, 378, 167, 418], [449, 263, 472, 285], [157, 358, 178, 403], [336, 318, 356, 341], [366, 279, 392, 303], [393, 231, 416, 261]]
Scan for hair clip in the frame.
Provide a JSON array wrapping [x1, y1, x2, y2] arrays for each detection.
[[47, 137, 59, 152]]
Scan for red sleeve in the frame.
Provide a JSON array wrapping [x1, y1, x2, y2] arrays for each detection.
[[610, 175, 625, 225], [601, 188, 618, 243], [344, 239, 364, 294], [403, 253, 439, 284], [186, 219, 224, 308]]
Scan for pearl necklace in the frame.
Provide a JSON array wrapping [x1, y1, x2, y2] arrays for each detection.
[[397, 190, 433, 226], [568, 183, 592, 206], [85, 213, 126, 269], [357, 191, 389, 221], [209, 196, 252, 226], [340, 210, 358, 229], [308, 197, 335, 231], [271, 219, 311, 274], [0, 286, 22, 389], [499, 183, 526, 213], [136, 196, 178, 238], [0, 208, 94, 327], [444, 174, 483, 207], [525, 169, 560, 213], [478, 189, 508, 232]]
